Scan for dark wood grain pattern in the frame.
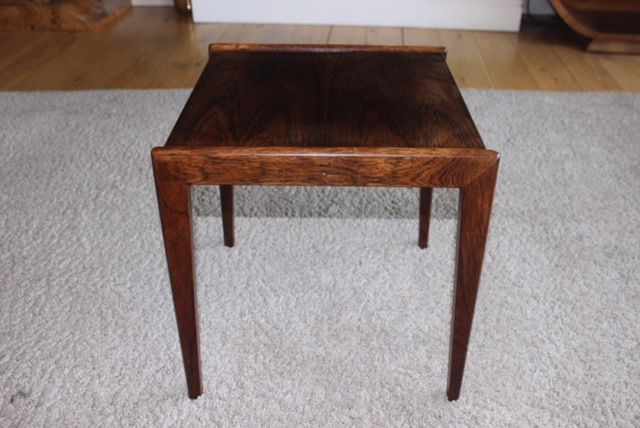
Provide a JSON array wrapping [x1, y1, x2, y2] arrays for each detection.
[[0, 0, 130, 31], [219, 184, 234, 247], [153, 44, 499, 401], [166, 44, 483, 150], [418, 187, 433, 249], [152, 160, 202, 399], [209, 44, 448, 54], [151, 147, 497, 188], [447, 160, 499, 401]]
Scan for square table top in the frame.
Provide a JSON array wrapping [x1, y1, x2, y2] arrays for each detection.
[[165, 44, 485, 151]]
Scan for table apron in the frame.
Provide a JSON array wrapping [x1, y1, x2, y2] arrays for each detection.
[[151, 147, 499, 188]]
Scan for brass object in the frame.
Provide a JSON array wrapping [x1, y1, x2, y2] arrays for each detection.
[[173, 0, 191, 13]]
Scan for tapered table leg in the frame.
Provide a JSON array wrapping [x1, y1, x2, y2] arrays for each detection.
[[447, 161, 499, 401], [418, 187, 433, 248], [153, 162, 202, 399], [220, 185, 235, 247]]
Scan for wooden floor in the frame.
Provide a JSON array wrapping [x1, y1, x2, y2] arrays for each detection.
[[1, 7, 639, 92]]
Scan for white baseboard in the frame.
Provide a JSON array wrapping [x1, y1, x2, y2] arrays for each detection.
[[132, 0, 173, 6], [192, 0, 523, 32]]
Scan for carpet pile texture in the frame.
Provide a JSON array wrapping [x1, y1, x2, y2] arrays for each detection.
[[0, 90, 639, 426]]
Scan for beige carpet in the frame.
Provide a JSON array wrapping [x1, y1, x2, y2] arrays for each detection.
[[0, 89, 639, 426]]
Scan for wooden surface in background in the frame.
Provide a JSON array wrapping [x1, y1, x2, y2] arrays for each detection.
[[0, 0, 131, 31], [550, 0, 640, 54], [1, 7, 640, 91]]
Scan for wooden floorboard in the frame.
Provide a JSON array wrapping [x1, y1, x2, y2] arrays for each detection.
[[327, 25, 367, 45], [437, 30, 494, 88], [510, 29, 582, 91], [365, 27, 403, 46], [474, 31, 538, 90], [0, 7, 638, 92]]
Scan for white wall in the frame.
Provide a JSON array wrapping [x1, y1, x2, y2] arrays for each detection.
[[132, 0, 554, 31], [191, 0, 523, 31]]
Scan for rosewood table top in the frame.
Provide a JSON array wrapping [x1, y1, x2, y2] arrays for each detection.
[[165, 44, 485, 151]]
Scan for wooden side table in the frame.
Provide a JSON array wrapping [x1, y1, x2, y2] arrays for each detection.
[[152, 44, 499, 401]]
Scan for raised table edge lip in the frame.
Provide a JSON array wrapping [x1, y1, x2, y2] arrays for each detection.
[[207, 43, 448, 55]]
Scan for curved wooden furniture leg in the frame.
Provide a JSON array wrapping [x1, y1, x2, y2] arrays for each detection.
[[220, 185, 235, 247], [153, 159, 203, 399], [587, 38, 640, 54], [418, 187, 433, 249], [447, 160, 499, 401], [550, 0, 640, 54]]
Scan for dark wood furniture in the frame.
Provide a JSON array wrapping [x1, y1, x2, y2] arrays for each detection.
[[0, 0, 130, 31], [550, 0, 640, 54], [152, 44, 499, 401]]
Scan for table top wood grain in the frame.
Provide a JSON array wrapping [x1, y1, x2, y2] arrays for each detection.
[[165, 44, 485, 150]]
